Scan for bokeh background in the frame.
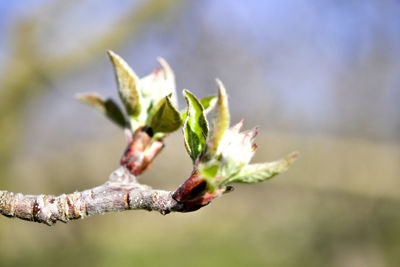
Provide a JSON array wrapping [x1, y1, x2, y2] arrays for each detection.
[[0, 1, 399, 266]]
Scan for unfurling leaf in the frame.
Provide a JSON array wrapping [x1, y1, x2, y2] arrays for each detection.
[[200, 95, 218, 114], [199, 124, 258, 190], [149, 96, 182, 133], [76, 93, 127, 128], [224, 152, 298, 184], [107, 50, 141, 116], [183, 90, 209, 161], [218, 127, 258, 178], [181, 95, 217, 122], [140, 58, 177, 110], [205, 79, 230, 157], [157, 57, 177, 106]]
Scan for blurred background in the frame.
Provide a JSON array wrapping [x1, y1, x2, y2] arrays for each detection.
[[0, 0, 399, 266]]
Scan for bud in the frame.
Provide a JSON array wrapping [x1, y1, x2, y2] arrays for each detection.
[[199, 120, 259, 189]]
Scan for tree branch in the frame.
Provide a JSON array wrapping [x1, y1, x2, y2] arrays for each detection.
[[0, 124, 206, 226], [0, 166, 184, 226], [0, 51, 297, 226]]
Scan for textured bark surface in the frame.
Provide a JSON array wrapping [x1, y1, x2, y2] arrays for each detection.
[[0, 167, 184, 226], [0, 126, 215, 226]]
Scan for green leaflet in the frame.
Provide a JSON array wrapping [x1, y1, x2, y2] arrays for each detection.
[[107, 50, 141, 117], [206, 79, 230, 157], [181, 95, 217, 122], [157, 57, 177, 106], [183, 90, 209, 161], [224, 152, 298, 184], [201, 95, 218, 114], [201, 164, 219, 178], [103, 99, 128, 128], [149, 95, 182, 133], [141, 57, 177, 108], [76, 93, 127, 128], [138, 57, 178, 132]]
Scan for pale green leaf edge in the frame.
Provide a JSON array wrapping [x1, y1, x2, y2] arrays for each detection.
[[224, 152, 299, 185], [205, 79, 230, 157], [183, 89, 209, 161], [76, 93, 127, 128], [107, 50, 141, 117]]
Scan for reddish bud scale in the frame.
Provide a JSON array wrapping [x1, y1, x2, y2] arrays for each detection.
[[173, 171, 204, 202], [120, 126, 163, 176], [172, 171, 225, 212]]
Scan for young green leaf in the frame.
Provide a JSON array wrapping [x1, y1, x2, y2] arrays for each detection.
[[181, 95, 217, 122], [201, 95, 218, 114], [138, 58, 177, 129], [107, 50, 141, 116], [206, 79, 230, 157], [157, 57, 177, 106], [76, 93, 127, 128], [149, 96, 182, 133], [183, 90, 209, 161], [224, 152, 298, 184]]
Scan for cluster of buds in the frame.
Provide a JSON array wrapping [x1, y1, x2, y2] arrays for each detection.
[[173, 81, 297, 210], [77, 51, 297, 211]]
